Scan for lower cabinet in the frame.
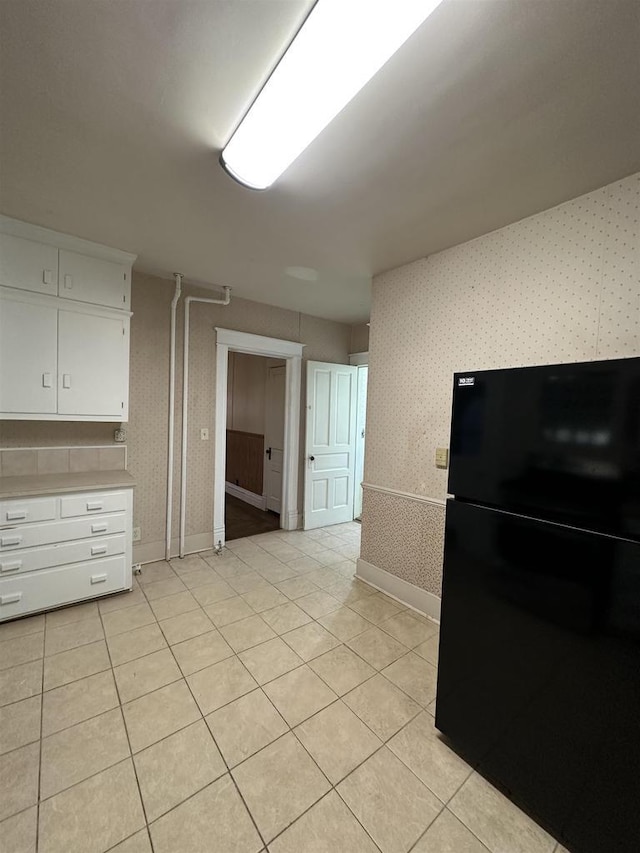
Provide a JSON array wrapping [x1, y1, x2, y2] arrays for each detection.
[[0, 488, 133, 621]]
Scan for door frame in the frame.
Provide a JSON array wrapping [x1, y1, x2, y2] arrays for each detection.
[[353, 363, 368, 520], [214, 328, 304, 546], [263, 363, 286, 514]]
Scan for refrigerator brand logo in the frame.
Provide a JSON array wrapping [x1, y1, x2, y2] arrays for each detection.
[[458, 377, 475, 386]]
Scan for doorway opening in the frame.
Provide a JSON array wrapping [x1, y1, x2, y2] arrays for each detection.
[[213, 328, 304, 548], [225, 352, 285, 541]]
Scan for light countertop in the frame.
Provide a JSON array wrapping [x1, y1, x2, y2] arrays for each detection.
[[0, 470, 136, 500]]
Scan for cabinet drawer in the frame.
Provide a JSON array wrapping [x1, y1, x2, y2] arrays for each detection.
[[0, 498, 56, 525], [0, 534, 126, 576], [60, 491, 128, 518], [0, 555, 129, 621], [0, 513, 126, 551]]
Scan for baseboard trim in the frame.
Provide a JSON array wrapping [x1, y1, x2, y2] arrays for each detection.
[[282, 511, 300, 531], [133, 532, 214, 565], [356, 557, 441, 622], [225, 481, 267, 511]]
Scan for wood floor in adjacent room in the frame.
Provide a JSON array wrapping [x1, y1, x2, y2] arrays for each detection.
[[225, 494, 281, 541]]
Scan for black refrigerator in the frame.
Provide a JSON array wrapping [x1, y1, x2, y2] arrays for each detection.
[[435, 356, 640, 853]]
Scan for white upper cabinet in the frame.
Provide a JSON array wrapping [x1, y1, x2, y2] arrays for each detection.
[[59, 250, 130, 309], [58, 310, 129, 419], [0, 298, 58, 414], [0, 217, 136, 422], [0, 233, 58, 295]]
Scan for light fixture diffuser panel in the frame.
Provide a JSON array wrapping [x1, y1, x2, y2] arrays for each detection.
[[221, 0, 445, 189]]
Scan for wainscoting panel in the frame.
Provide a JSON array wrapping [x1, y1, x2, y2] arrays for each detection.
[[226, 429, 264, 496], [360, 485, 446, 598]]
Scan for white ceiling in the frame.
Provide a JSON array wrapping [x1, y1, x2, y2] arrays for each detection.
[[1, 0, 639, 323]]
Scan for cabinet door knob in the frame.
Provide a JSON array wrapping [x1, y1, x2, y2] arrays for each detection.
[[42, 372, 53, 388], [64, 274, 73, 289], [62, 374, 72, 389]]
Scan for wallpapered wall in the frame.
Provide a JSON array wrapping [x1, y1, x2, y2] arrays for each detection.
[[227, 352, 269, 435], [350, 323, 370, 353], [362, 171, 639, 596], [0, 272, 352, 558]]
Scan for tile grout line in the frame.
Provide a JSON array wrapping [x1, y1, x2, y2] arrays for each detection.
[[35, 616, 46, 853], [2, 530, 383, 849], [96, 601, 157, 853], [153, 601, 270, 852]]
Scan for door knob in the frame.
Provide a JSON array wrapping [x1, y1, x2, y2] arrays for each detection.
[[309, 455, 315, 461], [266, 447, 272, 460]]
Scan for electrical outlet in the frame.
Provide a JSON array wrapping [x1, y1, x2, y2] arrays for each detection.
[[132, 526, 141, 542], [200, 428, 209, 440]]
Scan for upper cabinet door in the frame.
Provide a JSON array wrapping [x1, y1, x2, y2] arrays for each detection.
[[57, 310, 129, 419], [0, 297, 58, 414], [58, 250, 130, 309], [0, 233, 58, 295]]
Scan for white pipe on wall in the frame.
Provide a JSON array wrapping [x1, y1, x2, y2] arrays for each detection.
[[165, 273, 183, 562], [179, 287, 232, 557]]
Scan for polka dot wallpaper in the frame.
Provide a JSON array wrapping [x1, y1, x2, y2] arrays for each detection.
[[362, 172, 639, 597]]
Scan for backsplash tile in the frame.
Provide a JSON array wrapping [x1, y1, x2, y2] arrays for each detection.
[[0, 447, 126, 477], [69, 448, 100, 473], [2, 450, 38, 477], [36, 449, 70, 475], [99, 447, 126, 471]]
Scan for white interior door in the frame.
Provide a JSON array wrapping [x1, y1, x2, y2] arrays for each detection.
[[304, 361, 358, 530], [264, 364, 285, 513], [354, 365, 368, 519]]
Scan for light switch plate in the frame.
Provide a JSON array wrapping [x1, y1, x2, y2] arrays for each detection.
[[435, 447, 449, 469]]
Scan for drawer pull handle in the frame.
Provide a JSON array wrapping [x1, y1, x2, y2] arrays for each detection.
[[90, 574, 107, 585], [6, 510, 27, 521], [0, 592, 22, 605], [0, 560, 21, 573], [86, 502, 103, 512], [0, 535, 22, 547], [91, 545, 108, 556], [91, 523, 108, 534]]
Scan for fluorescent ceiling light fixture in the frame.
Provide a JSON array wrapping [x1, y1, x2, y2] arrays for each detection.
[[285, 266, 319, 281], [221, 0, 445, 190]]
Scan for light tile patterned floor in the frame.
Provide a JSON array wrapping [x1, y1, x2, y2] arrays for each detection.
[[0, 522, 566, 853]]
